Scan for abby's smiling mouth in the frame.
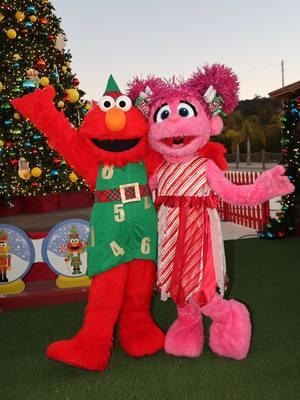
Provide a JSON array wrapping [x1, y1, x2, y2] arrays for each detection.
[[161, 136, 195, 149], [91, 138, 141, 152]]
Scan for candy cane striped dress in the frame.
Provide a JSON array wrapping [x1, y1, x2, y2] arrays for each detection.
[[156, 156, 226, 306]]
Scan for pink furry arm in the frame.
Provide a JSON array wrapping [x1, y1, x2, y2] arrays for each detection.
[[148, 173, 158, 191], [11, 86, 99, 190], [206, 160, 294, 206]]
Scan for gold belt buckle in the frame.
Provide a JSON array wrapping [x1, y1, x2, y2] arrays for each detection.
[[119, 183, 141, 204]]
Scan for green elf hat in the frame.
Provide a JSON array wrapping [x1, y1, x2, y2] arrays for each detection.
[[104, 74, 122, 96], [69, 226, 79, 239]]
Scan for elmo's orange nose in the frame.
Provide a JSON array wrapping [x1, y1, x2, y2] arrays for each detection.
[[105, 108, 126, 131]]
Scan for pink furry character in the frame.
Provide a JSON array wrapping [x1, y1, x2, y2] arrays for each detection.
[[128, 64, 294, 360]]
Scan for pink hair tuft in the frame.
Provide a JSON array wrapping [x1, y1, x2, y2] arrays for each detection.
[[188, 64, 239, 114]]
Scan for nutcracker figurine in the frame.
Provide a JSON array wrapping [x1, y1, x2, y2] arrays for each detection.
[[64, 226, 86, 275], [0, 230, 12, 283]]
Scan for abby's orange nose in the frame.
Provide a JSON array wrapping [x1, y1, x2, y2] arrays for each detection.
[[105, 108, 126, 131]]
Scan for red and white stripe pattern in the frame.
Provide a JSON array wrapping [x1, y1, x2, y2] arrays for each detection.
[[157, 156, 211, 197], [157, 156, 213, 304]]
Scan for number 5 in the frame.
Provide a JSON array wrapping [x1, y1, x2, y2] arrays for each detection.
[[114, 204, 125, 222]]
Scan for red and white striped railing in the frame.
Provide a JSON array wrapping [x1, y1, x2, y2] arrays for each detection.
[[217, 171, 270, 230]]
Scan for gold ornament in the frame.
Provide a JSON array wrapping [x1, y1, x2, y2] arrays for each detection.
[[57, 100, 65, 108], [0, 81, 3, 93], [7, 29, 17, 39], [13, 54, 21, 61], [64, 88, 80, 103], [85, 103, 92, 111], [15, 11, 25, 21], [30, 15, 37, 22], [14, 112, 21, 120], [69, 172, 78, 182], [40, 77, 49, 87], [0, 139, 5, 147], [65, 61, 71, 67], [61, 65, 67, 73], [31, 167, 42, 178], [0, 13, 5, 21]]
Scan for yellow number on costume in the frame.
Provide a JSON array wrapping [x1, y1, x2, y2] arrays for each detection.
[[109, 241, 125, 257], [114, 204, 125, 222], [90, 226, 95, 247], [141, 237, 151, 254], [144, 196, 152, 209], [101, 166, 114, 180]]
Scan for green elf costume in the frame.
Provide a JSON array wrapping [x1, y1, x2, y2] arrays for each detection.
[[12, 75, 164, 372]]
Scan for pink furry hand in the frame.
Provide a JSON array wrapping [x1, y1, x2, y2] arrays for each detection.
[[255, 165, 294, 199]]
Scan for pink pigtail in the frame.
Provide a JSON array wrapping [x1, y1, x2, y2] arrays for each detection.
[[188, 64, 239, 115]]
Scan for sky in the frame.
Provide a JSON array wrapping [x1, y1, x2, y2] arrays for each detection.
[[51, 0, 299, 101]]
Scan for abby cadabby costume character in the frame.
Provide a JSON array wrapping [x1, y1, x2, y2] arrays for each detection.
[[128, 64, 294, 360], [12, 75, 164, 371]]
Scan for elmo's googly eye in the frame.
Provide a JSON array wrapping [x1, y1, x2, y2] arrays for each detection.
[[154, 104, 171, 123], [116, 95, 132, 111], [99, 96, 115, 111], [0, 243, 6, 247], [177, 102, 197, 118]]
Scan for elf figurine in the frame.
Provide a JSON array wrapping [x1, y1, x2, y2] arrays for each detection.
[[64, 226, 86, 275], [0, 230, 11, 283], [12, 75, 164, 371]]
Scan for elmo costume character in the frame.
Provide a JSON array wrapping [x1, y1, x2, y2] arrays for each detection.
[[12, 75, 164, 371]]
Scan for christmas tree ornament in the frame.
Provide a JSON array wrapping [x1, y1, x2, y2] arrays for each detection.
[[24, 141, 32, 149], [27, 6, 36, 14], [1, 102, 11, 111], [57, 100, 65, 108], [39, 17, 49, 24], [27, 68, 40, 87], [69, 172, 78, 182], [11, 128, 21, 136], [18, 158, 31, 180], [85, 103, 92, 111], [40, 77, 50, 87], [72, 78, 79, 86], [31, 167, 42, 178], [61, 65, 67, 73], [33, 133, 42, 141], [35, 58, 46, 70], [11, 86, 21, 95], [0, 139, 5, 147], [64, 88, 79, 103], [14, 113, 21, 120], [13, 54, 22, 61], [6, 29, 17, 39], [4, 119, 13, 127], [30, 15, 37, 22], [50, 169, 59, 178], [15, 11, 25, 21], [0, 13, 5, 21], [0, 81, 3, 92], [22, 79, 36, 93], [24, 21, 33, 29]]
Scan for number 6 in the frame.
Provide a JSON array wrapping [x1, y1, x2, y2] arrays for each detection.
[[141, 237, 151, 254]]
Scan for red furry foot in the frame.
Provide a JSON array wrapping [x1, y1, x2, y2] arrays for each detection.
[[47, 335, 112, 372], [118, 316, 164, 357], [118, 259, 165, 357]]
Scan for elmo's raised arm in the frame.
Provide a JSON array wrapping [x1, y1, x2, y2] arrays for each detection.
[[12, 86, 99, 190]]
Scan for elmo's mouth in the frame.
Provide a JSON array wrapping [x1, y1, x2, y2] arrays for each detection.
[[70, 245, 80, 250], [161, 136, 194, 149], [91, 138, 141, 152]]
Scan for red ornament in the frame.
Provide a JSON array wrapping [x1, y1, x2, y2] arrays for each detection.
[[35, 58, 46, 70], [21, 28, 28, 35], [10, 158, 18, 167], [53, 157, 61, 164], [31, 182, 39, 187], [32, 149, 38, 154], [48, 34, 55, 41], [277, 231, 285, 238], [72, 78, 80, 86], [5, 141, 13, 149], [39, 17, 49, 24]]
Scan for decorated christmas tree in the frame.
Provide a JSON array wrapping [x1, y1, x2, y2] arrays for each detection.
[[0, 0, 90, 206], [261, 96, 300, 238]]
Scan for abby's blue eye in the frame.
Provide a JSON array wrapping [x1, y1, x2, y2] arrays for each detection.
[[154, 104, 171, 123], [177, 101, 197, 118]]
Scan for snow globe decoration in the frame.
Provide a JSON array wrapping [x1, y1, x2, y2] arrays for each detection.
[[42, 219, 91, 289], [0, 224, 35, 295]]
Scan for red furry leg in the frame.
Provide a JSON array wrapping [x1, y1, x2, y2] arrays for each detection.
[[118, 260, 165, 357], [47, 264, 128, 371]]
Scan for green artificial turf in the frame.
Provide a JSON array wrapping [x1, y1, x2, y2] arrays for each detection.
[[1, 238, 299, 400]]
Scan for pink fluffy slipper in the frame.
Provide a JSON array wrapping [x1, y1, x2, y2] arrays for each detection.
[[164, 302, 204, 357], [201, 293, 251, 360]]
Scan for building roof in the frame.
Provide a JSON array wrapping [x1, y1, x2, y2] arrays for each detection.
[[269, 81, 300, 100]]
